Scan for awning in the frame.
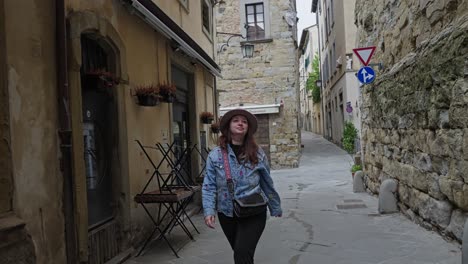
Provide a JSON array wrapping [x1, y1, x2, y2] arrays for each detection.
[[123, 0, 222, 77], [220, 104, 282, 116]]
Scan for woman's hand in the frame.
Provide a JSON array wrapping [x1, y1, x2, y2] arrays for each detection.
[[205, 215, 216, 229]]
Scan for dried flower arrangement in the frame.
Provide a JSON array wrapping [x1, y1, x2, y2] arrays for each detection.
[[132, 85, 161, 106], [85, 69, 120, 88], [210, 122, 220, 133], [200, 111, 214, 124], [158, 83, 177, 103]]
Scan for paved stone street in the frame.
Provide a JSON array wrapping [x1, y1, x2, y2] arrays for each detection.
[[125, 131, 461, 264]]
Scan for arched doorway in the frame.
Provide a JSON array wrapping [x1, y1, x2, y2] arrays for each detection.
[[80, 34, 121, 263]]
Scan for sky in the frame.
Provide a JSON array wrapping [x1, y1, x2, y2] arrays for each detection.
[[296, 0, 317, 41]]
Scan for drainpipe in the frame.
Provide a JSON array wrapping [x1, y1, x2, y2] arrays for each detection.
[[56, 0, 77, 263]]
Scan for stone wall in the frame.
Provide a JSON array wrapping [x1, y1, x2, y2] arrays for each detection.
[[355, 0, 468, 241], [216, 0, 301, 169]]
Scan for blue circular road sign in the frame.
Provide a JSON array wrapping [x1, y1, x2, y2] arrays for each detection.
[[357, 66, 376, 84]]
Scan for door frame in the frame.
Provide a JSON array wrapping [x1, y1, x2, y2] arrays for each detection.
[[68, 11, 130, 262]]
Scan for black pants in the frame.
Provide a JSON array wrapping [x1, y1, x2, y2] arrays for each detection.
[[218, 211, 267, 264]]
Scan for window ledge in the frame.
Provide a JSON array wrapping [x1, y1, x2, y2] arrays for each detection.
[[241, 38, 273, 44], [0, 213, 26, 232]]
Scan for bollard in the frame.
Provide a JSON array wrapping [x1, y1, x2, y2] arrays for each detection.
[[463, 218, 468, 264], [353, 171, 365, 193], [378, 179, 398, 214]]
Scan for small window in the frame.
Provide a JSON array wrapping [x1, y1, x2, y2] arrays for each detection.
[[179, 0, 189, 11], [246, 3, 265, 41], [202, 0, 212, 36]]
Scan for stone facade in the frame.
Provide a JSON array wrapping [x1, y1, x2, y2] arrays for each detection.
[[315, 0, 362, 146], [355, 0, 468, 240], [299, 25, 322, 135], [216, 0, 301, 169]]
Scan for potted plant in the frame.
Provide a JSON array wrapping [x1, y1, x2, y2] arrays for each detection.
[[210, 122, 220, 134], [132, 85, 161, 106], [158, 83, 177, 103], [84, 69, 120, 93], [200, 111, 214, 124], [351, 164, 362, 178]]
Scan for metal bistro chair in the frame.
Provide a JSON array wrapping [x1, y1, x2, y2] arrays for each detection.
[[133, 140, 201, 257]]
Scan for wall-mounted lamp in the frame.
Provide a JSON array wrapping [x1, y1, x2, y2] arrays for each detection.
[[213, 0, 226, 5], [315, 79, 322, 88], [217, 32, 254, 58]]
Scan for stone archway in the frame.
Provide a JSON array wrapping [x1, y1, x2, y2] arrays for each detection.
[[67, 11, 130, 263]]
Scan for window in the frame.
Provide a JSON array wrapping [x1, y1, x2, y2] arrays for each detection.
[[335, 96, 338, 111], [202, 0, 212, 37], [321, 28, 324, 49], [324, 11, 329, 42], [240, 0, 270, 40], [179, 0, 189, 11], [332, 42, 336, 70], [305, 56, 310, 69], [346, 53, 353, 70], [246, 3, 265, 40]]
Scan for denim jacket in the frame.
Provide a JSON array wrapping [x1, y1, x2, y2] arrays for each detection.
[[202, 145, 282, 217]]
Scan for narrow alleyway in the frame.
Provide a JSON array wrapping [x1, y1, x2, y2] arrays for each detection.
[[125, 131, 461, 264]]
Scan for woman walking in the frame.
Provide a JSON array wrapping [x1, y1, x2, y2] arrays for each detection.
[[202, 109, 282, 264]]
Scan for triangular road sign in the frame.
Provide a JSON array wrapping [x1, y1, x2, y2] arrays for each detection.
[[353, 46, 376, 66]]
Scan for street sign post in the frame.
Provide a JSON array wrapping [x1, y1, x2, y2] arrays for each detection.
[[357, 66, 375, 84], [353, 46, 376, 66]]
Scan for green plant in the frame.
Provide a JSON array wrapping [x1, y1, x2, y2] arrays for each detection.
[[342, 121, 358, 153], [351, 164, 362, 173]]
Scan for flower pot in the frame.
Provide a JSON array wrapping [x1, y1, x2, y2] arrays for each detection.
[[201, 117, 214, 124], [137, 95, 159, 106], [162, 94, 176, 103]]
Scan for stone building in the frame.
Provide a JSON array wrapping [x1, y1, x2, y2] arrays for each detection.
[[298, 25, 322, 135], [355, 0, 468, 241], [0, 0, 220, 263], [312, 0, 361, 146], [215, 0, 301, 169]]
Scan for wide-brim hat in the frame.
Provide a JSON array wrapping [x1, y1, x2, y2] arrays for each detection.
[[220, 108, 258, 134]]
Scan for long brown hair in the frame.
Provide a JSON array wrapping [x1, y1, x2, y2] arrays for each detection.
[[218, 119, 259, 165]]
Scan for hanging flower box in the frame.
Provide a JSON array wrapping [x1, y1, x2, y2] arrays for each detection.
[[210, 122, 220, 134], [158, 83, 177, 103], [200, 111, 214, 124], [136, 94, 161, 106], [84, 69, 120, 95], [132, 85, 161, 107]]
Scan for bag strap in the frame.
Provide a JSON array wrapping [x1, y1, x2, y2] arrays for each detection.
[[222, 148, 235, 199]]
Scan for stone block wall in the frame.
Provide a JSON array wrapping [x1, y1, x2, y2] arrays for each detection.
[[355, 0, 468, 240]]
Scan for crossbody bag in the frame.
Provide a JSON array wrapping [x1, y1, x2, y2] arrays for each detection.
[[222, 149, 267, 218]]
